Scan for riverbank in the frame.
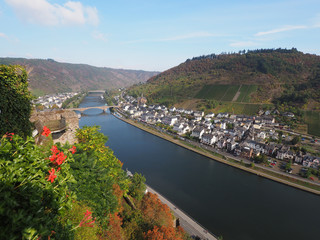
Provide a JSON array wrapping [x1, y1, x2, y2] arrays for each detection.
[[113, 112, 320, 195], [146, 185, 218, 240]]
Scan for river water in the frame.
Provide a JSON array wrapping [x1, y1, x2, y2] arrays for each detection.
[[78, 94, 320, 240]]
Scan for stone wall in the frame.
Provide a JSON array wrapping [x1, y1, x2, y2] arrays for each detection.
[[30, 110, 79, 145]]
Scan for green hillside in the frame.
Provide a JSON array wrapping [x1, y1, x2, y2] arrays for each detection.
[[0, 58, 159, 95], [128, 48, 320, 110], [195, 84, 258, 103]]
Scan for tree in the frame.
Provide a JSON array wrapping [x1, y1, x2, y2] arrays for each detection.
[[285, 160, 292, 171], [0, 65, 33, 138], [144, 225, 185, 240], [128, 173, 146, 201], [103, 213, 125, 240], [141, 192, 174, 227], [253, 154, 267, 164], [51, 104, 59, 109], [291, 135, 301, 145], [226, 123, 234, 129]]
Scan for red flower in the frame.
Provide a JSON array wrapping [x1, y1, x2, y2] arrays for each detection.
[[47, 168, 57, 183], [49, 153, 57, 162], [5, 132, 14, 141], [56, 152, 67, 165], [84, 210, 92, 217], [69, 146, 76, 154], [79, 210, 95, 227], [42, 126, 51, 137], [57, 167, 61, 172], [50, 145, 59, 154]]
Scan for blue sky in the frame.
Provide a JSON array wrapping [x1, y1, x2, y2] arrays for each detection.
[[0, 0, 319, 71]]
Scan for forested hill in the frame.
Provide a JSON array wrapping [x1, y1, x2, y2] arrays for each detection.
[[0, 58, 159, 95], [129, 48, 320, 108]]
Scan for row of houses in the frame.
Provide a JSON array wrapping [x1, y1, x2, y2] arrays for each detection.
[[119, 95, 319, 169], [33, 92, 79, 109]]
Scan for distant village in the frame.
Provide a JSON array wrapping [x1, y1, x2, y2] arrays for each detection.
[[32, 92, 79, 109], [115, 94, 320, 172]]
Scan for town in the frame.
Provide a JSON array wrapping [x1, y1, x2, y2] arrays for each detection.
[[32, 92, 80, 109], [114, 93, 320, 181]]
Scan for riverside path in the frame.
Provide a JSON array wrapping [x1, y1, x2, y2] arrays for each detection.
[[146, 185, 218, 240]]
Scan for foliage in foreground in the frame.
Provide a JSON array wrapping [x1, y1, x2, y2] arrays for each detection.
[[0, 126, 189, 239], [0, 65, 33, 138]]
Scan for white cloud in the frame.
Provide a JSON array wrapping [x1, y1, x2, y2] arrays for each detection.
[[5, 0, 99, 26], [92, 31, 108, 42], [255, 25, 307, 36], [0, 32, 8, 38]]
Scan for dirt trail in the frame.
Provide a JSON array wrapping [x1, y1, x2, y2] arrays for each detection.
[[232, 84, 242, 102]]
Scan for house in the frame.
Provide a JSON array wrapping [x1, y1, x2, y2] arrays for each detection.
[[176, 108, 185, 113], [127, 106, 136, 115], [184, 109, 194, 115], [264, 110, 271, 115], [257, 131, 266, 139], [123, 105, 130, 111], [261, 116, 275, 124], [160, 105, 167, 111], [302, 156, 320, 169], [194, 116, 202, 121], [162, 116, 178, 126], [147, 117, 157, 124], [205, 113, 215, 118], [240, 146, 253, 158], [234, 145, 242, 155], [294, 151, 304, 163], [254, 117, 262, 124], [177, 124, 190, 135], [229, 114, 237, 119], [217, 112, 229, 118], [169, 107, 176, 112], [226, 140, 237, 152], [216, 138, 227, 149], [264, 144, 278, 157], [282, 112, 295, 118], [258, 110, 264, 116], [201, 133, 216, 145], [276, 146, 294, 160], [253, 123, 262, 129], [204, 116, 212, 122], [154, 105, 161, 110], [194, 111, 204, 117], [141, 114, 150, 122], [191, 126, 205, 139], [236, 115, 251, 122], [203, 121, 212, 129], [132, 110, 143, 118], [173, 122, 184, 132]]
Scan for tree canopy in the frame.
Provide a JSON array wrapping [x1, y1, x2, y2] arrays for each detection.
[[0, 65, 33, 138]]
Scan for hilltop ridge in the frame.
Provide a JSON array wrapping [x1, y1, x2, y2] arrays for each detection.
[[0, 57, 159, 96], [128, 48, 320, 110]]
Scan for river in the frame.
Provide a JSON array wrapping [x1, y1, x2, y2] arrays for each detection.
[[78, 94, 320, 240]]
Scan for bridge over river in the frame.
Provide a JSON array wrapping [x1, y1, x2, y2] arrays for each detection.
[[69, 105, 119, 113]]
